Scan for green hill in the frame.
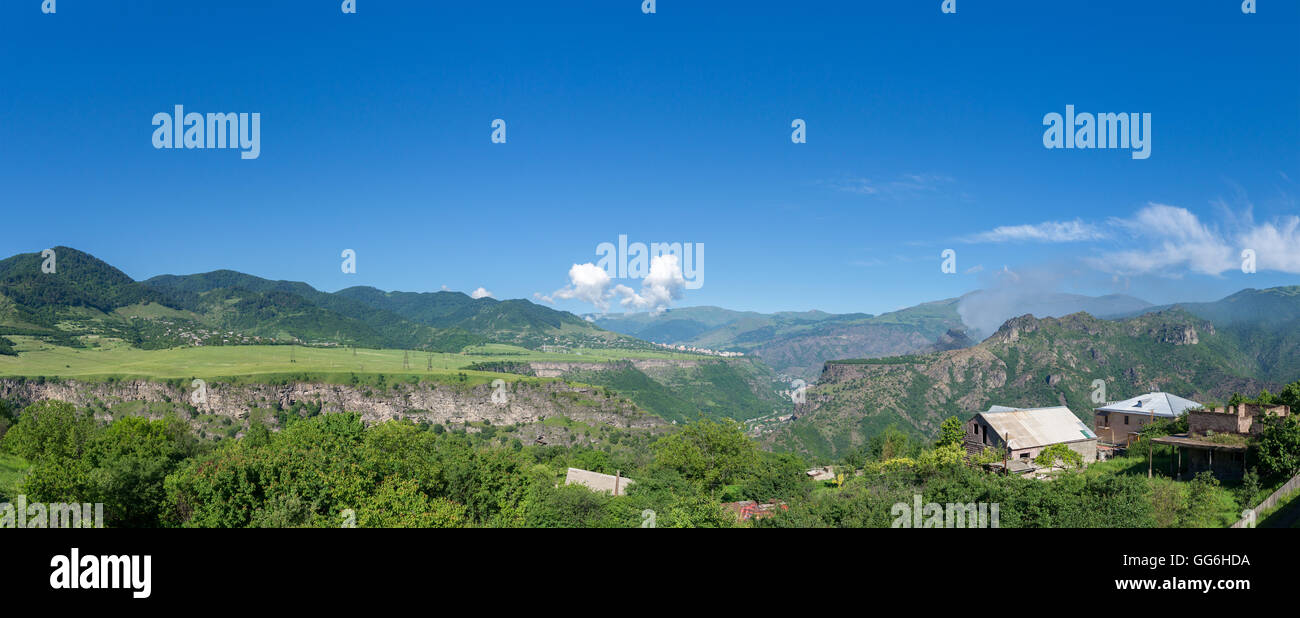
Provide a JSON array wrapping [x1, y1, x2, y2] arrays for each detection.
[[336, 286, 635, 349], [0, 247, 631, 353], [143, 271, 480, 351], [0, 246, 176, 325], [559, 358, 790, 424], [1122, 286, 1300, 383]]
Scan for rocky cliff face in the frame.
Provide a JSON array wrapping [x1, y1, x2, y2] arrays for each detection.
[[528, 358, 701, 378], [0, 377, 666, 443], [764, 309, 1276, 459]]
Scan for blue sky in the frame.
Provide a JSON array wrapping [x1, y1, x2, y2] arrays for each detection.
[[2, 0, 1297, 315]]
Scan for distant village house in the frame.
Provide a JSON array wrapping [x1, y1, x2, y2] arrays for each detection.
[[564, 467, 635, 496], [1094, 391, 1202, 446], [966, 405, 1098, 466], [806, 465, 836, 482], [721, 501, 788, 522]]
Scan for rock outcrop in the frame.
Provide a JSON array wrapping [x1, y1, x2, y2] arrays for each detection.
[[0, 377, 665, 436]]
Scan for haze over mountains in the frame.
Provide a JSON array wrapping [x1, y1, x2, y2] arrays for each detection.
[[955, 289, 1153, 334], [594, 291, 1154, 379]]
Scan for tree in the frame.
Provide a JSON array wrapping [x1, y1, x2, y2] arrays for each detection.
[[972, 445, 1006, 466], [1179, 471, 1222, 527], [740, 452, 809, 502], [1149, 481, 1182, 527], [868, 424, 919, 461], [82, 414, 193, 527], [1238, 468, 1262, 509], [244, 420, 271, 448], [917, 443, 966, 474], [1138, 414, 1186, 438], [359, 477, 466, 528], [3, 402, 198, 527], [1255, 413, 1300, 478], [651, 418, 759, 492], [0, 400, 97, 462], [1034, 443, 1083, 469], [935, 416, 964, 448], [522, 483, 611, 528], [1278, 379, 1300, 410]]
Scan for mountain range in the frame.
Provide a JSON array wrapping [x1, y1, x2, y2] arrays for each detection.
[[765, 286, 1300, 458], [2, 247, 1295, 458], [0, 247, 792, 426], [0, 247, 637, 353], [594, 291, 1154, 379]]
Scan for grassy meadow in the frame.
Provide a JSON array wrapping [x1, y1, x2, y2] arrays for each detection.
[[0, 336, 703, 384]]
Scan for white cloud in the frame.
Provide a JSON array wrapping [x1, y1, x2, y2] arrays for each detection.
[[964, 219, 1107, 243], [552, 262, 614, 310], [1090, 204, 1236, 276], [1238, 215, 1300, 273], [543, 254, 688, 314], [613, 254, 686, 312], [966, 201, 1300, 277], [470, 287, 494, 299]]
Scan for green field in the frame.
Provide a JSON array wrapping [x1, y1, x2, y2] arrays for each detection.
[[1258, 485, 1300, 528], [0, 336, 705, 383]]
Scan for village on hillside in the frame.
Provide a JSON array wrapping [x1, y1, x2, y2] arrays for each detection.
[[559, 389, 1300, 526], [959, 393, 1289, 480]]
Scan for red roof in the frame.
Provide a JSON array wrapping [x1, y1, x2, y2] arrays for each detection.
[[722, 501, 789, 521]]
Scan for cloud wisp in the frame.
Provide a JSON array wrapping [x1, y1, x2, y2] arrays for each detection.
[[825, 173, 955, 200], [962, 219, 1108, 244], [964, 202, 1300, 277]]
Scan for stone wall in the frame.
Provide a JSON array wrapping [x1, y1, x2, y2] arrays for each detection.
[[1190, 404, 1291, 436], [1189, 409, 1246, 435]]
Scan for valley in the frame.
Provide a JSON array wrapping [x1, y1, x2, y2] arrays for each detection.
[[766, 286, 1300, 459], [2, 247, 1298, 534], [4, 247, 1297, 463]]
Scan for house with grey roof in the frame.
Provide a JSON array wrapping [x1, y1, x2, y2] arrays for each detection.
[[965, 405, 1098, 465], [564, 467, 635, 496], [1093, 391, 1202, 445]]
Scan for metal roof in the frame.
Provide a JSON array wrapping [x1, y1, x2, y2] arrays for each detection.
[[979, 405, 1096, 450], [564, 467, 635, 496], [1094, 392, 1202, 418]]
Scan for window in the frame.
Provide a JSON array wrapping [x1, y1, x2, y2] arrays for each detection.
[[1124, 415, 1130, 425]]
